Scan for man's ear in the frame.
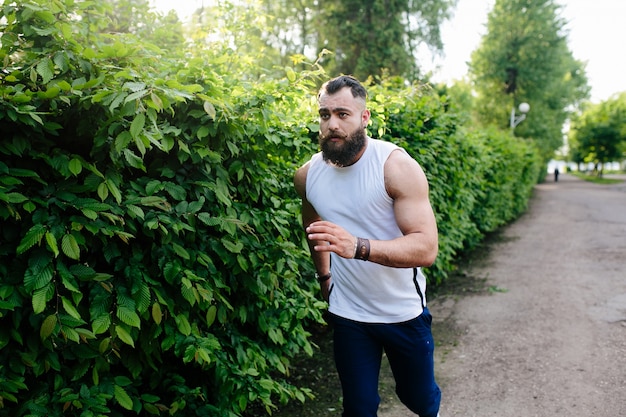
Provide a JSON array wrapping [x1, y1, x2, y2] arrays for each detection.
[[362, 109, 371, 127]]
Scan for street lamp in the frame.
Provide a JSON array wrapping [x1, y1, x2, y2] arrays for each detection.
[[510, 102, 530, 129]]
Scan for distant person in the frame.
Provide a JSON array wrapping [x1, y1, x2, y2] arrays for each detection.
[[294, 75, 441, 417], [554, 168, 559, 182]]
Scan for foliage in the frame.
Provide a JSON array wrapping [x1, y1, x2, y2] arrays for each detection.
[[369, 82, 542, 284], [185, 0, 286, 80], [261, 0, 457, 81], [568, 93, 626, 175], [469, 0, 589, 158], [0, 1, 324, 416], [0, 0, 542, 416]]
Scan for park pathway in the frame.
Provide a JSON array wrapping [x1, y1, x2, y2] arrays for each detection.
[[380, 173, 626, 416]]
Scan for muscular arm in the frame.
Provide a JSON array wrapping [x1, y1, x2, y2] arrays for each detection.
[[305, 149, 438, 268], [376, 149, 438, 267]]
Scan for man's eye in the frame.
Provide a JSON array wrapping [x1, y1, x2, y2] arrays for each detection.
[[320, 114, 330, 120]]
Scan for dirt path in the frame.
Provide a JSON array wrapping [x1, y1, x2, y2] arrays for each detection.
[[274, 173, 626, 417], [380, 173, 626, 416]]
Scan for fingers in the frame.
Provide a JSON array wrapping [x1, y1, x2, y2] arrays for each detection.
[[306, 221, 340, 247], [306, 221, 355, 258]]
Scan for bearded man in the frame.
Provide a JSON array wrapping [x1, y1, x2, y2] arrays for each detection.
[[294, 75, 442, 417]]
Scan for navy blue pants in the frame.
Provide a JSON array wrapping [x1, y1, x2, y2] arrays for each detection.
[[331, 309, 441, 417]]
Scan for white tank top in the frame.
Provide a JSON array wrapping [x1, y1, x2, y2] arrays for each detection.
[[306, 138, 427, 323]]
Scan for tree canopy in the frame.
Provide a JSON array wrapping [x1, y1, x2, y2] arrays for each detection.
[[257, 0, 457, 81], [469, 0, 589, 158], [568, 93, 626, 174]]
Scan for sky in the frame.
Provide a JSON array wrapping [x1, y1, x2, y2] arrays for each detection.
[[151, 0, 626, 103], [421, 0, 626, 103]]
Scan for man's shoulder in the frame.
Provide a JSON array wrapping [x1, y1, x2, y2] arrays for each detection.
[[368, 138, 404, 155]]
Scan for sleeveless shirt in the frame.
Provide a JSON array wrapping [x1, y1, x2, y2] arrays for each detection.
[[306, 138, 427, 323]]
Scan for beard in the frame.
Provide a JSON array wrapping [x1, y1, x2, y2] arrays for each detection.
[[320, 128, 367, 167]]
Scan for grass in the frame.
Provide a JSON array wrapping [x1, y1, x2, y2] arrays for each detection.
[[569, 171, 624, 184]]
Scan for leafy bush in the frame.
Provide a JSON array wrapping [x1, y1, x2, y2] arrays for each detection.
[[0, 1, 541, 416], [0, 1, 323, 416], [373, 83, 542, 283]]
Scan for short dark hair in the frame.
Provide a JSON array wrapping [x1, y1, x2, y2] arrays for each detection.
[[318, 75, 367, 101]]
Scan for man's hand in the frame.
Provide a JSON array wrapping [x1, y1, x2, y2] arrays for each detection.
[[306, 221, 356, 259]]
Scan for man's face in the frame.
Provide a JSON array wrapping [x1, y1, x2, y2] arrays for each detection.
[[318, 87, 370, 167]]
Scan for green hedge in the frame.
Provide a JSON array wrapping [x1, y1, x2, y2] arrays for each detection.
[[373, 85, 542, 283], [0, 1, 541, 416]]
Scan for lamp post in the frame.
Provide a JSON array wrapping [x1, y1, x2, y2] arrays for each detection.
[[510, 102, 530, 129]]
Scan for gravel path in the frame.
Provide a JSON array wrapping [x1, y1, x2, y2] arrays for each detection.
[[380, 173, 626, 416]]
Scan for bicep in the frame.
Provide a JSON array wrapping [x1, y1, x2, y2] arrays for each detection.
[[386, 152, 437, 237]]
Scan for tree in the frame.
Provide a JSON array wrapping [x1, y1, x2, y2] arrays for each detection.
[[262, 0, 456, 81], [260, 0, 320, 69], [99, 0, 186, 54], [568, 93, 626, 176], [469, 0, 589, 158]]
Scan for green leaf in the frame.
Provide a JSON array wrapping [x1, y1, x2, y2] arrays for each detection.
[[151, 303, 162, 325], [203, 101, 216, 119], [133, 280, 151, 313], [125, 89, 148, 102], [70, 264, 96, 280], [171, 243, 190, 260], [106, 179, 122, 204], [81, 208, 98, 220], [24, 260, 54, 291], [61, 234, 80, 260], [114, 376, 133, 386], [123, 149, 146, 170], [115, 130, 133, 152], [97, 182, 109, 201], [126, 204, 145, 219], [221, 238, 243, 254], [117, 306, 141, 329], [175, 314, 191, 336], [123, 81, 146, 92], [3, 192, 28, 203], [206, 305, 217, 328], [197, 125, 209, 139], [115, 325, 135, 347], [45, 231, 59, 257], [32, 283, 53, 314], [92, 314, 111, 335], [61, 326, 80, 343], [36, 58, 54, 84], [40, 314, 57, 340], [214, 178, 232, 206], [61, 297, 82, 320], [130, 113, 146, 139], [74, 328, 96, 341], [197, 213, 219, 226], [150, 92, 163, 111], [17, 224, 46, 254], [68, 158, 82, 176], [114, 385, 134, 410]]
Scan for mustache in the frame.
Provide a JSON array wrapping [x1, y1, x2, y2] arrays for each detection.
[[320, 132, 346, 140]]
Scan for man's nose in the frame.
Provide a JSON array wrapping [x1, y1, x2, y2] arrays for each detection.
[[327, 115, 340, 130]]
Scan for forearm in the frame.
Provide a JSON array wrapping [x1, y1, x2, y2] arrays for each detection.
[[306, 220, 437, 268], [308, 239, 331, 275], [365, 233, 438, 268]]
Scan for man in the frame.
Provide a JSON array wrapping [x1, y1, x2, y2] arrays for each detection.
[[294, 75, 441, 417]]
